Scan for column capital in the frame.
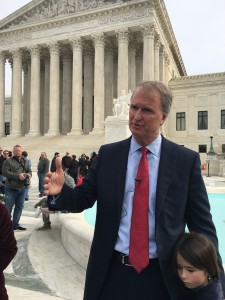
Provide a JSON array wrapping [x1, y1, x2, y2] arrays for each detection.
[[141, 23, 155, 38], [70, 37, 83, 49], [11, 48, 22, 59], [48, 42, 59, 54], [154, 38, 161, 51], [92, 32, 105, 47], [28, 45, 40, 57], [116, 28, 129, 42]]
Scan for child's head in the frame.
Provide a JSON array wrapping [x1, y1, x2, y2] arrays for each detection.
[[173, 232, 219, 289]]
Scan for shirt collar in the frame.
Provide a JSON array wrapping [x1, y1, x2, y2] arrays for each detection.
[[130, 135, 162, 157]]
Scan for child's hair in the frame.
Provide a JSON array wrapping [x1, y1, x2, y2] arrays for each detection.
[[173, 232, 220, 279]]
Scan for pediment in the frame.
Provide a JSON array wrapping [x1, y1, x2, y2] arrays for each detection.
[[0, 0, 133, 31]]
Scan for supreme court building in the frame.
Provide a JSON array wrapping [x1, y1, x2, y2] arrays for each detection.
[[0, 0, 225, 165]]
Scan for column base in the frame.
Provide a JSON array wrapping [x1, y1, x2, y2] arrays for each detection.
[[45, 130, 60, 136], [25, 131, 41, 137], [8, 132, 23, 137], [89, 128, 105, 135], [67, 129, 83, 135]]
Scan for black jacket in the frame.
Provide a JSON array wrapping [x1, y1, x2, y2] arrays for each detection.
[[53, 136, 225, 300], [180, 279, 223, 300]]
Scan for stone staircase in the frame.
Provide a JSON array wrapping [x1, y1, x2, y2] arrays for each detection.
[[0, 133, 105, 171]]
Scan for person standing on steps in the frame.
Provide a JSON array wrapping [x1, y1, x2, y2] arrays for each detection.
[[22, 151, 32, 201], [2, 145, 32, 231], [37, 152, 49, 198], [50, 152, 60, 173]]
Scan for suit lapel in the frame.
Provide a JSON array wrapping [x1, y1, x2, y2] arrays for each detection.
[[114, 137, 131, 220], [155, 137, 177, 220]]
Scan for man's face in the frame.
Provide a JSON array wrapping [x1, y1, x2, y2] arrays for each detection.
[[129, 87, 167, 146], [40, 153, 46, 159], [3, 151, 9, 158], [13, 146, 23, 158]]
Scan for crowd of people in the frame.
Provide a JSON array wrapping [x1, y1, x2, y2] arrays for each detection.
[[0, 80, 224, 300], [0, 147, 97, 232]]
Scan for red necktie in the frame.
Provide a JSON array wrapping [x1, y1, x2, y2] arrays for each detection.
[[129, 147, 149, 273]]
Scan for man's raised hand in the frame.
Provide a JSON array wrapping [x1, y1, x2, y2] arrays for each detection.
[[44, 156, 65, 195]]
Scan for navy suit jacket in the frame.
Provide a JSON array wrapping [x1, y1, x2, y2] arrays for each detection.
[[55, 136, 225, 300]]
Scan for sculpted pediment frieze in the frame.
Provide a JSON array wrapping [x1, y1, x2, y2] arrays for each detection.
[[0, 0, 132, 31]]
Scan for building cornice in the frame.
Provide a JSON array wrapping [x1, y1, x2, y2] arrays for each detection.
[[154, 0, 186, 76], [170, 72, 225, 81]]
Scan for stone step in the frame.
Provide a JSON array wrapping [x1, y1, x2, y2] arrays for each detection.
[[0, 134, 105, 171]]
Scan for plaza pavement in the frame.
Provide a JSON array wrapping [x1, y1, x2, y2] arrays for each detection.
[[4, 173, 225, 300]]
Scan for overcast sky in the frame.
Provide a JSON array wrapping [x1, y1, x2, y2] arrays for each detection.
[[1, 0, 225, 95]]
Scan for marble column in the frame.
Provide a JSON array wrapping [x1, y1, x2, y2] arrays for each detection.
[[46, 42, 60, 136], [11, 49, 23, 136], [0, 53, 5, 137], [105, 42, 114, 117], [83, 45, 94, 134], [22, 62, 29, 135], [164, 51, 170, 83], [28, 46, 41, 136], [136, 47, 143, 86], [40, 62, 45, 135], [117, 28, 129, 96], [128, 42, 136, 92], [69, 37, 83, 135], [154, 38, 160, 81], [91, 33, 105, 134], [159, 45, 165, 82], [142, 23, 155, 81], [43, 58, 50, 134], [61, 53, 72, 134]]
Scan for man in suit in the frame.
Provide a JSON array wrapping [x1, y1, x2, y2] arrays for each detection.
[[44, 81, 225, 300]]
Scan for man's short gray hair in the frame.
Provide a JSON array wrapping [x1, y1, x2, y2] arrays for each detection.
[[131, 81, 173, 115]]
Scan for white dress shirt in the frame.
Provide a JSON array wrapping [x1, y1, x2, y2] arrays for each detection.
[[115, 134, 162, 258]]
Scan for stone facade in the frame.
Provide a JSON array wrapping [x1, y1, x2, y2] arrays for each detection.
[[0, 0, 184, 138], [0, 0, 224, 172], [168, 73, 225, 163]]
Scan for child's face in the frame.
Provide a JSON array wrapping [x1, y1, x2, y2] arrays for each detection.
[[176, 253, 208, 289]]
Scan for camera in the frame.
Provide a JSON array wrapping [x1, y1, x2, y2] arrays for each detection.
[[24, 174, 31, 187]]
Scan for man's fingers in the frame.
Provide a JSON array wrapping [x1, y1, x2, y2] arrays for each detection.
[[55, 156, 62, 171]]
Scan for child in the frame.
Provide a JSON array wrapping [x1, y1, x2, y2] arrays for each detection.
[[173, 232, 224, 300]]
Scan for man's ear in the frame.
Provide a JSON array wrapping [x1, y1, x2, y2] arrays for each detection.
[[160, 114, 167, 125]]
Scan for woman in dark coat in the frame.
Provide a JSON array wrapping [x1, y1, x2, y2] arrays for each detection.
[[0, 202, 18, 299]]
